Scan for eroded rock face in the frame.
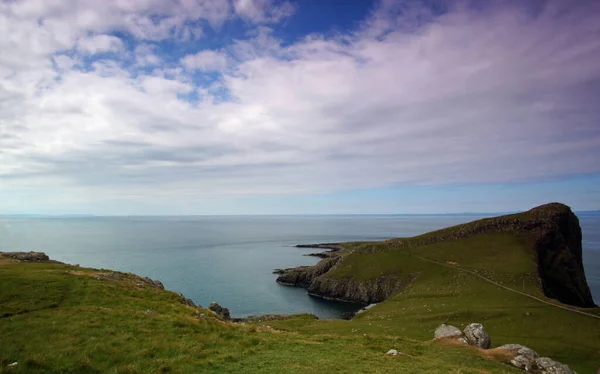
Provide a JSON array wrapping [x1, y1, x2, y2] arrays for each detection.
[[1, 251, 49, 262], [463, 323, 491, 349], [434, 324, 463, 339], [209, 302, 230, 321]]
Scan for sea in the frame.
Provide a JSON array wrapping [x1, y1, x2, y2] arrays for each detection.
[[1, 214, 598, 319]]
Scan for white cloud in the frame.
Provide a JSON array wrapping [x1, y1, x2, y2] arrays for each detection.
[[77, 34, 124, 54], [233, 0, 296, 23], [1, 0, 600, 213], [134, 44, 162, 66], [181, 50, 229, 72]]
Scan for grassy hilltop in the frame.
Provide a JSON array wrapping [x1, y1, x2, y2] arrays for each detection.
[[1, 203, 599, 373]]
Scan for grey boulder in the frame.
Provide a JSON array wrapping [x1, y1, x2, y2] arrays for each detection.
[[434, 324, 464, 339], [463, 323, 491, 349], [535, 357, 575, 374]]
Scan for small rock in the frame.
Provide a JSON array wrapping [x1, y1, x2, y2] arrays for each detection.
[[463, 323, 491, 349], [511, 355, 535, 371], [498, 344, 539, 359], [184, 298, 196, 307], [209, 302, 230, 321], [153, 280, 164, 289], [434, 324, 463, 339], [136, 283, 145, 288], [386, 349, 399, 356], [198, 312, 206, 320], [102, 272, 122, 280], [7, 362, 17, 367], [535, 357, 575, 374], [144, 309, 155, 315]]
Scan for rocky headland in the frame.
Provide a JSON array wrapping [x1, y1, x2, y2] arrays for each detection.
[[276, 203, 597, 308]]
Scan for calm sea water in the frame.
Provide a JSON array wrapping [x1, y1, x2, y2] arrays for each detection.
[[1, 215, 598, 318]]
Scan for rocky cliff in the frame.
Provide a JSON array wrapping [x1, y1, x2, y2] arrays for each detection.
[[276, 202, 596, 308]]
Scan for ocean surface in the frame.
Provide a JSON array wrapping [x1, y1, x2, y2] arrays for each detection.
[[1, 214, 598, 318]]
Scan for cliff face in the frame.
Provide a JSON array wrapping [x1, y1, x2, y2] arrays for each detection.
[[533, 205, 594, 307], [277, 203, 596, 308]]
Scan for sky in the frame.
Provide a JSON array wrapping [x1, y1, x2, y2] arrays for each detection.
[[1, 0, 599, 215]]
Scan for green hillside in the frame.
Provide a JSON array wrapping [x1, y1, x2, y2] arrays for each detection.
[[1, 203, 599, 373]]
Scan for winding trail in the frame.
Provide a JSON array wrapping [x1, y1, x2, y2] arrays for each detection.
[[400, 251, 600, 320]]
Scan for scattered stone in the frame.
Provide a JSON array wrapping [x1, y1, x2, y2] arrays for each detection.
[[0, 251, 49, 262], [7, 362, 17, 367], [93, 276, 102, 280], [209, 302, 230, 321], [153, 280, 164, 289], [136, 283, 145, 288], [498, 344, 539, 359], [144, 309, 155, 315], [386, 349, 399, 356], [101, 272, 122, 280], [355, 303, 378, 316], [511, 355, 536, 371], [463, 323, 491, 349], [498, 344, 540, 371], [141, 276, 164, 289], [434, 324, 464, 339], [184, 298, 195, 307], [535, 357, 575, 374], [198, 312, 206, 320]]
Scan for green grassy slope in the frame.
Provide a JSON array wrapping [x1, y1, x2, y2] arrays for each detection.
[[269, 231, 600, 373], [1, 258, 523, 373]]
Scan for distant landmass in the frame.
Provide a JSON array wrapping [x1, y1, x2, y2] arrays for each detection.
[[0, 214, 96, 218]]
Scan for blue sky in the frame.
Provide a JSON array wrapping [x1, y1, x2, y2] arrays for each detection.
[[1, 0, 599, 215]]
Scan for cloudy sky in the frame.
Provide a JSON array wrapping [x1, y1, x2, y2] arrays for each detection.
[[1, 0, 599, 215]]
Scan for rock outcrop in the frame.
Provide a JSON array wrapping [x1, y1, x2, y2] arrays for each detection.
[[0, 251, 49, 262], [276, 203, 596, 308], [209, 302, 230, 321]]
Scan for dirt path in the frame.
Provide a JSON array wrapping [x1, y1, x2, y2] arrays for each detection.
[[401, 251, 600, 320]]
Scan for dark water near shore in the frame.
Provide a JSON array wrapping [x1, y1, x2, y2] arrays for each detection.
[[1, 214, 598, 318]]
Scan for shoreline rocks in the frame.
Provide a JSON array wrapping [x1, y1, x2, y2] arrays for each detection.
[[0, 251, 49, 262], [209, 302, 230, 321]]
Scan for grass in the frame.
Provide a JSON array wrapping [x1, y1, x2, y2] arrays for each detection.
[[267, 232, 600, 373], [0, 258, 524, 373], [1, 208, 599, 373]]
